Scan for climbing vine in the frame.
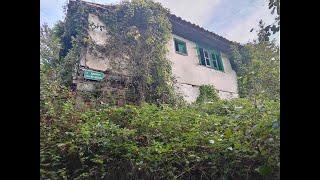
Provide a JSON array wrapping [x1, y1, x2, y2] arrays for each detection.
[[60, 0, 184, 106], [196, 85, 219, 103], [40, 2, 280, 178]]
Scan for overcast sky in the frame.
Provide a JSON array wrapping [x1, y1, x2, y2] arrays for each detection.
[[40, 0, 279, 44]]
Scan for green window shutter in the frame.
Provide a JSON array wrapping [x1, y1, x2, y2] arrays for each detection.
[[180, 43, 187, 54], [199, 47, 206, 66], [209, 51, 214, 69], [178, 44, 184, 53], [196, 44, 201, 64], [174, 38, 187, 55], [174, 39, 179, 52], [209, 50, 217, 69], [216, 52, 224, 72]]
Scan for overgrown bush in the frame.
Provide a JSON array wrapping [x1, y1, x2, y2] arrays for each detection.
[[60, 0, 183, 105], [230, 41, 280, 102], [41, 1, 279, 179], [196, 85, 219, 103], [41, 79, 279, 179]]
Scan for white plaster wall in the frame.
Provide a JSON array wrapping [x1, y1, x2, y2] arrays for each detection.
[[85, 14, 110, 71], [83, 14, 238, 102], [174, 83, 200, 103], [87, 14, 109, 46], [167, 34, 238, 102], [84, 14, 130, 75], [175, 83, 239, 103]]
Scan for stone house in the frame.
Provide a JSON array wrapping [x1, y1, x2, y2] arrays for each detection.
[[67, 0, 238, 104]]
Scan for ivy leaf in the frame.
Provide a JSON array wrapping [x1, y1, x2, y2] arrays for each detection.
[[225, 128, 232, 138], [255, 165, 272, 176]]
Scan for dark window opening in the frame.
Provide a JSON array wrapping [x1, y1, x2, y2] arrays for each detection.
[[199, 47, 206, 66], [174, 38, 187, 55]]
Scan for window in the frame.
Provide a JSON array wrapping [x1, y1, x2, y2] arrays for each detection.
[[174, 38, 187, 55], [213, 51, 224, 71], [211, 53, 219, 69], [197, 45, 224, 72], [199, 48, 211, 67]]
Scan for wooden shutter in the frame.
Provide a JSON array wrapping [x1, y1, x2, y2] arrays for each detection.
[[199, 47, 206, 66], [181, 42, 187, 54], [210, 50, 218, 69], [178, 43, 184, 53], [196, 44, 203, 65], [174, 38, 187, 54], [216, 52, 224, 72], [174, 39, 179, 52]]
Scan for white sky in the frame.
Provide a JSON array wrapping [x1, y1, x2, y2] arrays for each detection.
[[40, 0, 279, 44]]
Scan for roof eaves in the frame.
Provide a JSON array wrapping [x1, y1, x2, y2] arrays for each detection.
[[168, 14, 235, 45], [69, 0, 240, 52]]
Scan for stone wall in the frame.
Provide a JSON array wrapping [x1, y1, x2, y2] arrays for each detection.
[[74, 68, 137, 106], [167, 34, 239, 102]]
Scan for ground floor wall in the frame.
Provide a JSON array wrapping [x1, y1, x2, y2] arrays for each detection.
[[73, 67, 238, 106], [73, 67, 137, 106], [174, 82, 239, 103]]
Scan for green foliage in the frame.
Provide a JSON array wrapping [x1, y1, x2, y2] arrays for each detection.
[[41, 1, 280, 179], [266, 0, 280, 35], [57, 0, 183, 105], [196, 85, 219, 103], [41, 21, 81, 87], [59, 40, 81, 86], [230, 41, 279, 102], [41, 80, 280, 179], [251, 1, 279, 41], [40, 23, 62, 69]]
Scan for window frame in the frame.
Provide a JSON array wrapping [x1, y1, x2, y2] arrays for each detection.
[[202, 48, 211, 67], [174, 38, 188, 55], [197, 45, 224, 72]]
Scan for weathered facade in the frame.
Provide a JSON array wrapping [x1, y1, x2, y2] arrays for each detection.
[[168, 34, 238, 103], [68, 0, 238, 104]]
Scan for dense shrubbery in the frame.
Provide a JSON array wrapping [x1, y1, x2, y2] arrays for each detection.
[[196, 85, 219, 104], [41, 79, 279, 179], [59, 0, 182, 105], [230, 34, 280, 102], [41, 0, 279, 179]]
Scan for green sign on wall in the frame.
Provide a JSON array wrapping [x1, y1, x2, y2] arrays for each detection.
[[83, 69, 105, 81]]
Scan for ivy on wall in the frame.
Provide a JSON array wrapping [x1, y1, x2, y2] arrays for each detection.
[[196, 85, 219, 103], [60, 0, 184, 106]]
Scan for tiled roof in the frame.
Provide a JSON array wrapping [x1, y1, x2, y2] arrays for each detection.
[[169, 14, 233, 45], [69, 0, 237, 53]]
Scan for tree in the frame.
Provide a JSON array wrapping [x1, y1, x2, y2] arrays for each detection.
[[250, 0, 280, 41], [40, 23, 64, 84], [268, 0, 280, 31], [233, 0, 280, 102], [257, 20, 271, 42], [40, 21, 79, 86], [264, 0, 280, 37], [40, 23, 61, 68], [230, 41, 280, 102]]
